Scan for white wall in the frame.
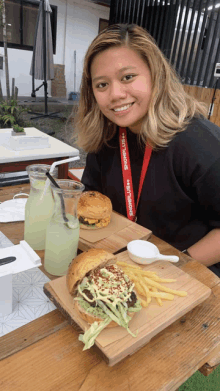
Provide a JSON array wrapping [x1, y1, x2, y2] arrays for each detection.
[[0, 0, 109, 97], [0, 46, 42, 98], [53, 0, 109, 96]]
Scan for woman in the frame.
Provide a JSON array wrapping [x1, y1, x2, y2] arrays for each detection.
[[75, 23, 220, 276]]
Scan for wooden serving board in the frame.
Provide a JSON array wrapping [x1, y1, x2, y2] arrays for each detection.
[[78, 211, 152, 253], [43, 251, 211, 366]]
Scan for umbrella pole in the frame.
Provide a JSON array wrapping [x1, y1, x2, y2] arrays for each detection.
[[42, 0, 48, 115], [30, 0, 60, 119], [44, 80, 48, 115]]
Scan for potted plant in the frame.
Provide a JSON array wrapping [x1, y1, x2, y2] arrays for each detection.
[[11, 124, 26, 136], [0, 99, 27, 129]]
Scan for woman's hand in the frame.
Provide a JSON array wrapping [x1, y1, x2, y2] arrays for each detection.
[[187, 228, 220, 266]]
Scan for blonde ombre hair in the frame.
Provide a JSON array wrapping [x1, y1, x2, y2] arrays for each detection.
[[75, 24, 207, 152]]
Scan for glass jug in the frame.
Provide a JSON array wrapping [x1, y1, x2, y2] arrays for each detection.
[[24, 164, 56, 250], [44, 179, 85, 276]]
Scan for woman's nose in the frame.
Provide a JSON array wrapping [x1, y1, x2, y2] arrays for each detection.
[[109, 81, 126, 101]]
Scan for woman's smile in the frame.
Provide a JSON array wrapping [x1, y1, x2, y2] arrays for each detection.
[[111, 102, 134, 114], [91, 46, 152, 133]]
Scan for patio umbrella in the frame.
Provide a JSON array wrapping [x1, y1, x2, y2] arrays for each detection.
[[30, 0, 58, 119]]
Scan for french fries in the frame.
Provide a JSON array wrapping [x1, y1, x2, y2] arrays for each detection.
[[150, 287, 163, 307], [116, 261, 187, 308]]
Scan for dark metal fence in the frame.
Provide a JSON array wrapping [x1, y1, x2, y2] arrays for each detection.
[[109, 0, 220, 88]]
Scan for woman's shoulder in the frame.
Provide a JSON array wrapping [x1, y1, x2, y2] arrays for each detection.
[[174, 117, 220, 144], [167, 117, 220, 156], [165, 117, 220, 173]]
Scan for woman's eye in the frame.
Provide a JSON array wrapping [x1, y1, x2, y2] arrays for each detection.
[[122, 74, 136, 81], [96, 82, 107, 89]]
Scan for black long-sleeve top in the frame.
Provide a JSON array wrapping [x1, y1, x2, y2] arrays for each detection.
[[82, 117, 220, 258]]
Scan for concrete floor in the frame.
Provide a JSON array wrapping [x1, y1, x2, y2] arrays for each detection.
[[17, 96, 78, 105], [16, 96, 79, 113]]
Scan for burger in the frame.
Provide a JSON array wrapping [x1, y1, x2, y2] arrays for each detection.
[[66, 248, 142, 350], [77, 191, 112, 229]]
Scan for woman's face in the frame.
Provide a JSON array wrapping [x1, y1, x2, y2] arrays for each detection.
[[91, 46, 152, 133]]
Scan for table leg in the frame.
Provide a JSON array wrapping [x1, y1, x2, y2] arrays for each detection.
[[199, 362, 220, 376], [58, 163, 68, 179]]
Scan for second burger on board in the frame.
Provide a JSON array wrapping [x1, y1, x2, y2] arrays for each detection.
[[77, 191, 112, 229]]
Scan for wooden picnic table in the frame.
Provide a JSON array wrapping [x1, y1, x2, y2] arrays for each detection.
[[0, 183, 219, 391]]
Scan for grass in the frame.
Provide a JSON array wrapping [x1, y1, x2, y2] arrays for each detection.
[[179, 365, 220, 390]]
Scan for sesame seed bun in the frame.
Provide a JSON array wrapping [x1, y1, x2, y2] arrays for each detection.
[[66, 249, 137, 329], [77, 191, 112, 229], [66, 248, 117, 327], [66, 248, 116, 295]]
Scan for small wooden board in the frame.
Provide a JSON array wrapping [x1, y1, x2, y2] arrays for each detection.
[[78, 211, 152, 253], [43, 251, 211, 366]]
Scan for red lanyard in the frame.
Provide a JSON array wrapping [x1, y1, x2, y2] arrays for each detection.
[[119, 127, 152, 222]]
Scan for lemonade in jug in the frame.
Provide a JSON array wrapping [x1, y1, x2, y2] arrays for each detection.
[[24, 164, 56, 250]]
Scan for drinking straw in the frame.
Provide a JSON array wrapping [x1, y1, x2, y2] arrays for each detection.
[[40, 156, 80, 200], [46, 172, 60, 188], [45, 172, 70, 226], [49, 156, 80, 174]]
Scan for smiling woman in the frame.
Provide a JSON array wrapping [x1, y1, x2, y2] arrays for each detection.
[[76, 23, 207, 153], [91, 46, 152, 134], [74, 24, 220, 276]]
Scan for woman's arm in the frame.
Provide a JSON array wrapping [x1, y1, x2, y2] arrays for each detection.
[[187, 228, 220, 266]]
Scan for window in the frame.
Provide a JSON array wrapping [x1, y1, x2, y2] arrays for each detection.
[[99, 18, 109, 33], [0, 0, 57, 54]]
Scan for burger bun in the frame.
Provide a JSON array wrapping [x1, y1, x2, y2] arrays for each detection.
[[66, 248, 116, 295], [77, 191, 112, 229]]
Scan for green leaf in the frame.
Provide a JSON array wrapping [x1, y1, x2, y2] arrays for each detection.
[[2, 114, 15, 125], [79, 318, 112, 350]]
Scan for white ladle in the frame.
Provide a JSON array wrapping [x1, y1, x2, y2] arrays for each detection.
[[127, 240, 179, 265]]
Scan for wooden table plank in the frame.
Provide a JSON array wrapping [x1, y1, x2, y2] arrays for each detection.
[[0, 281, 219, 391], [1, 183, 220, 386], [199, 344, 220, 376], [0, 310, 68, 362], [180, 259, 220, 289], [207, 343, 220, 367], [202, 278, 220, 373], [0, 183, 29, 202], [180, 262, 220, 376], [0, 325, 103, 391]]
